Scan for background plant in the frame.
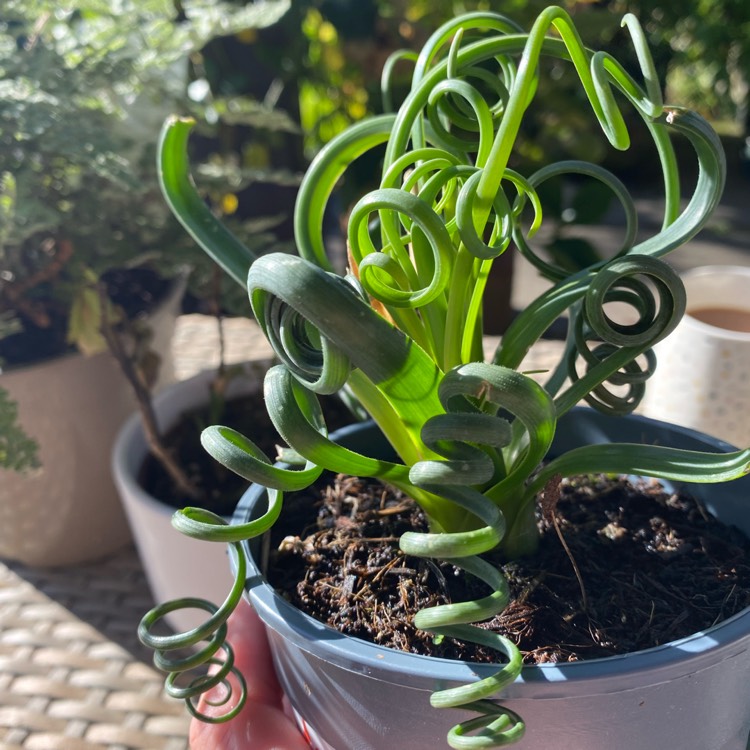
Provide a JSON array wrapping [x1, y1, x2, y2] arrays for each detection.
[[0, 0, 295, 471], [140, 7, 750, 748]]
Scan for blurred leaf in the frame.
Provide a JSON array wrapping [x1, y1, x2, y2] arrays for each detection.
[[0, 172, 17, 249], [0, 387, 40, 473], [66, 277, 123, 356], [196, 162, 302, 190], [210, 97, 301, 133], [182, 0, 291, 47], [0, 0, 300, 338]]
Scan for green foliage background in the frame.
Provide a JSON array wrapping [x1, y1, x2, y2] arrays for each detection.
[[3, 0, 746, 464]]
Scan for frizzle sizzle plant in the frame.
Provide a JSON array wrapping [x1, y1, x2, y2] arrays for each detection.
[[139, 7, 750, 748]]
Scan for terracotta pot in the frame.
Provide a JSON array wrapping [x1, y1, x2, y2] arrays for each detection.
[[0, 277, 185, 567], [234, 410, 750, 750]]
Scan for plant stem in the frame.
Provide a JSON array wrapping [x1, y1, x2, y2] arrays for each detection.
[[98, 285, 203, 502]]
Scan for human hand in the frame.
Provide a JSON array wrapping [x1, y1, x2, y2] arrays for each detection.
[[189, 597, 310, 750]]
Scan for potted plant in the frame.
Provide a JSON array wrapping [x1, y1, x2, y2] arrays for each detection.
[[139, 7, 750, 749], [0, 0, 186, 564], [0, 0, 293, 566]]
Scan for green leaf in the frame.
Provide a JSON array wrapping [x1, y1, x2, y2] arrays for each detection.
[[66, 276, 123, 356], [157, 117, 258, 287], [0, 388, 39, 473], [200, 423, 323, 492], [181, 0, 291, 47], [529, 442, 750, 502]]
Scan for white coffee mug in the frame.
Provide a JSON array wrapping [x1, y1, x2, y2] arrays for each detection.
[[640, 265, 750, 448]]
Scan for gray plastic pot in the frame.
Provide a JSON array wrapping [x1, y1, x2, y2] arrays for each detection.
[[233, 408, 750, 750]]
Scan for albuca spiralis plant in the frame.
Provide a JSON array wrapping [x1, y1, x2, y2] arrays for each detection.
[[140, 7, 750, 747]]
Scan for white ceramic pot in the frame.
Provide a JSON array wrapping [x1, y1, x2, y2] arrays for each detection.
[[112, 359, 273, 632], [0, 276, 185, 567], [641, 265, 750, 448]]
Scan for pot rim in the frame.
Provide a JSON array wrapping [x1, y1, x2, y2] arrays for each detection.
[[234, 408, 750, 696]]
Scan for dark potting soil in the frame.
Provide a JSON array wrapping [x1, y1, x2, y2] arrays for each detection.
[[266, 473, 750, 664], [138, 391, 356, 517]]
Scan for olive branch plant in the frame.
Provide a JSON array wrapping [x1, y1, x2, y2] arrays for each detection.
[[139, 7, 750, 748]]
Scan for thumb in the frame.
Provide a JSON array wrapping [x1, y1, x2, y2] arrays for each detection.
[[188, 598, 310, 749]]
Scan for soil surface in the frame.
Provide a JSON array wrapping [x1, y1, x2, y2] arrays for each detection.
[[267, 473, 750, 664]]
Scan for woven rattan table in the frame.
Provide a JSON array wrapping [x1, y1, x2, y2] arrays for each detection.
[[0, 315, 566, 750], [0, 549, 190, 749]]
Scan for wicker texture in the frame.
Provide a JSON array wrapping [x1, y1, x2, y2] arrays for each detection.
[[0, 548, 190, 749]]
